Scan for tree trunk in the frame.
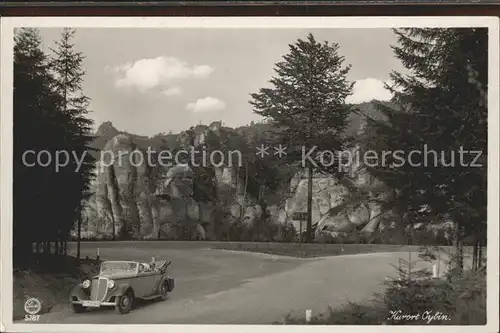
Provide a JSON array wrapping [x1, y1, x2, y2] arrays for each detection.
[[478, 222, 485, 269], [243, 161, 249, 202], [472, 239, 478, 271], [306, 165, 313, 243], [77, 210, 82, 260], [455, 221, 464, 275], [478, 242, 483, 269]]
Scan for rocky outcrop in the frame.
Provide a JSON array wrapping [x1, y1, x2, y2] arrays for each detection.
[[85, 134, 158, 239], [80, 104, 453, 242], [81, 121, 263, 240], [82, 131, 395, 240], [279, 144, 397, 238], [280, 147, 450, 239]]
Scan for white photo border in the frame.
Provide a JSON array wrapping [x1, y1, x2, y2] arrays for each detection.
[[1, 16, 499, 333]]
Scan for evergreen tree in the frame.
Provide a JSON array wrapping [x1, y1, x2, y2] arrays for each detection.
[[13, 28, 96, 260], [49, 28, 96, 253], [250, 33, 355, 242], [13, 28, 66, 257], [366, 28, 487, 272]]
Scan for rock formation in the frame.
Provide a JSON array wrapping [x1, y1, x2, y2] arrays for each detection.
[[85, 134, 158, 239], [81, 121, 263, 240], [80, 115, 451, 242], [279, 157, 395, 238]]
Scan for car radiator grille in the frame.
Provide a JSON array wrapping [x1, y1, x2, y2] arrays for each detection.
[[90, 277, 108, 301]]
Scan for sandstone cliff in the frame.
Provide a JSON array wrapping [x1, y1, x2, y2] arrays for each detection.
[[81, 121, 263, 240], [79, 103, 451, 241]]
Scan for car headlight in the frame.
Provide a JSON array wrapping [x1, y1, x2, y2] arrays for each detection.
[[82, 279, 91, 289], [107, 280, 115, 289]]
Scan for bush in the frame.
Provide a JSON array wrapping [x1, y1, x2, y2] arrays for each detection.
[[381, 267, 486, 325], [314, 232, 336, 244], [279, 303, 385, 325], [277, 266, 486, 325], [276, 224, 297, 242]]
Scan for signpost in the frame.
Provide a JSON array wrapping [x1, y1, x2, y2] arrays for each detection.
[[292, 212, 308, 242]]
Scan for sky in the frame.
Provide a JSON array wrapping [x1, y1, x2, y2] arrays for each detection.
[[38, 28, 404, 136]]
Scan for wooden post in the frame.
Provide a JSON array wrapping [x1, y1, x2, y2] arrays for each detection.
[[305, 309, 312, 323], [112, 215, 116, 241], [306, 166, 313, 243], [299, 220, 303, 243]]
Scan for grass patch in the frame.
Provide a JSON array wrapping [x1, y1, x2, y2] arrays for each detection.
[[211, 243, 421, 258], [278, 302, 386, 325], [13, 255, 99, 320]]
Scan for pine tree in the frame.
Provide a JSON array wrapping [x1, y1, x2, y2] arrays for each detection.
[[250, 33, 355, 242], [13, 28, 66, 258], [49, 28, 96, 253], [366, 28, 487, 272]]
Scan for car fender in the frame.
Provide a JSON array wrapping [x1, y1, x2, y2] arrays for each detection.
[[69, 284, 89, 301], [114, 283, 134, 297]]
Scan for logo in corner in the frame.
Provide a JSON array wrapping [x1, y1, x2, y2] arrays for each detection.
[[24, 298, 42, 315]]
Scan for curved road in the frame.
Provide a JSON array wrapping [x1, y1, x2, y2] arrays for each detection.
[[37, 242, 450, 324]]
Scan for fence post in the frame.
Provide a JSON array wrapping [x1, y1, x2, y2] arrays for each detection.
[[305, 309, 312, 323]]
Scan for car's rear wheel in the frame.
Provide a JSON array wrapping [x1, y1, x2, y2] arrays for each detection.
[[160, 280, 169, 301], [115, 290, 134, 314], [71, 303, 85, 313]]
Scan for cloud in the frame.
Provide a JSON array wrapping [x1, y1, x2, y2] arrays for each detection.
[[186, 97, 226, 113], [346, 78, 394, 104], [162, 86, 183, 96], [112, 56, 214, 92]]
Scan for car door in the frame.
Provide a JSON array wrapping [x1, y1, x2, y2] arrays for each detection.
[[135, 266, 158, 297]]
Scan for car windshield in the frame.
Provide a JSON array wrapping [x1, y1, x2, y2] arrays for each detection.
[[100, 262, 137, 274]]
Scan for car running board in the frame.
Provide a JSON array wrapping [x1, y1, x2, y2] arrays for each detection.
[[142, 294, 164, 300]]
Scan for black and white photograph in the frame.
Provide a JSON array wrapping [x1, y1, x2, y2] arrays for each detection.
[[0, 16, 499, 332]]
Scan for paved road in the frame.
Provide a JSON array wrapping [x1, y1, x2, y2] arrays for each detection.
[[36, 242, 455, 324]]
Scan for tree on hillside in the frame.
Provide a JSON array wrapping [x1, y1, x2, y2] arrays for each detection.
[[250, 33, 355, 242], [366, 28, 487, 272], [49, 27, 96, 255]]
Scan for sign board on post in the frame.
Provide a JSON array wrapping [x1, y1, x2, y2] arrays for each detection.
[[292, 212, 308, 221]]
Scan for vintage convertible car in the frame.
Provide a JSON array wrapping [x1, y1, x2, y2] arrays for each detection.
[[69, 259, 175, 314]]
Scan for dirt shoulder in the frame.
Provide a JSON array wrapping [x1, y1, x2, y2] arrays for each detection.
[[13, 255, 99, 320]]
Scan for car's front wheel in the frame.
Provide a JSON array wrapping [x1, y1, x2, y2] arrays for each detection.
[[71, 303, 86, 313], [115, 290, 134, 314]]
